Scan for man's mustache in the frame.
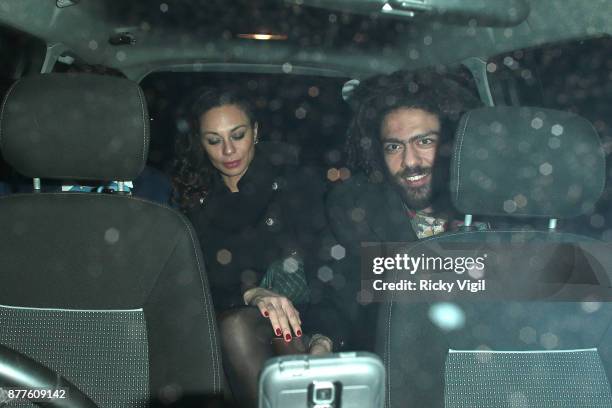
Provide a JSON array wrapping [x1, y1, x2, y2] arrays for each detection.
[[397, 167, 432, 179]]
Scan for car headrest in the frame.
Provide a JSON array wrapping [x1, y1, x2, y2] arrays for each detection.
[[0, 73, 149, 181], [450, 106, 604, 218]]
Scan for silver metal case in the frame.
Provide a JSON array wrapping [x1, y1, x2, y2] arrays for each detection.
[[258, 352, 385, 408]]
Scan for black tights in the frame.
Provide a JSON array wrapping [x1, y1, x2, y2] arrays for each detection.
[[218, 306, 274, 408]]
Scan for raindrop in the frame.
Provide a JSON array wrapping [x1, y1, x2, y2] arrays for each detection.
[[531, 117, 543, 129], [423, 35, 432, 46], [115, 51, 127, 61], [339, 167, 351, 181], [330, 244, 346, 260], [503, 200, 517, 213], [283, 257, 299, 273], [104, 228, 120, 244], [217, 249, 232, 265], [581, 301, 601, 313], [282, 62, 293, 73], [548, 137, 561, 149], [428, 303, 465, 331], [539, 162, 553, 176], [540, 332, 558, 349], [317, 266, 334, 282], [519, 326, 536, 344], [88, 40, 98, 50], [295, 107, 307, 119], [551, 124, 564, 136], [308, 86, 320, 97], [486, 62, 497, 73], [350, 207, 366, 222], [160, 3, 169, 12]]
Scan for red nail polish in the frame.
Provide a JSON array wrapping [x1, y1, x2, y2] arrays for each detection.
[[264, 311, 269, 317], [275, 328, 281, 336], [285, 333, 292, 341], [296, 330, 302, 337]]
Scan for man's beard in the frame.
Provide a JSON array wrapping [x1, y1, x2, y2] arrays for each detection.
[[392, 166, 434, 211]]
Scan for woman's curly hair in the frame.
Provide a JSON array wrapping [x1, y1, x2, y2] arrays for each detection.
[[171, 87, 255, 211], [345, 69, 481, 181]]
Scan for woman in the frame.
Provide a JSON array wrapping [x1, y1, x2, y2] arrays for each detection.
[[172, 87, 332, 407]]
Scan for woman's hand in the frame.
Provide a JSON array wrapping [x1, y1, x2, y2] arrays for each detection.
[[243, 287, 302, 342]]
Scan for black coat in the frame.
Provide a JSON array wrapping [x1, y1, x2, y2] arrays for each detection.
[[323, 172, 419, 349], [188, 148, 327, 312]]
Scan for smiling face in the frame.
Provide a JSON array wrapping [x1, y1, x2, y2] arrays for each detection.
[[380, 107, 441, 211], [200, 104, 258, 191]]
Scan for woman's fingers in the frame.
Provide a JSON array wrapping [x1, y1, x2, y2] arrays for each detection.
[[281, 301, 302, 337], [261, 301, 283, 337]]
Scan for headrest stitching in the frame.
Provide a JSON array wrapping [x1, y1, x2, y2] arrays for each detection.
[[0, 79, 22, 150], [454, 111, 471, 203]]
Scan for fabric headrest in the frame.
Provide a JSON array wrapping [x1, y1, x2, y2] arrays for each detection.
[[450, 106, 604, 218], [0, 73, 149, 181]]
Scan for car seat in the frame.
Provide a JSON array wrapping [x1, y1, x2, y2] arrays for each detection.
[[0, 74, 222, 407], [376, 106, 612, 407]]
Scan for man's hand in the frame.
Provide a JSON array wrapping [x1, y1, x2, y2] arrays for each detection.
[[308, 334, 333, 355], [243, 287, 302, 341]]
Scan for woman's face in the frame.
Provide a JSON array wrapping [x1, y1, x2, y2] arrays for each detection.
[[199, 104, 257, 183]]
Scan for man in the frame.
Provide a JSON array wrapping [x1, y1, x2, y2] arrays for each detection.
[[322, 70, 482, 349], [327, 70, 482, 247]]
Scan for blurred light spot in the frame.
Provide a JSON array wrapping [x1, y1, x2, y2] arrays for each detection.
[[115, 51, 127, 61], [581, 301, 601, 313], [486, 63, 497, 73], [176, 118, 189, 133], [408, 82, 419, 93], [551, 124, 564, 136], [423, 35, 432, 45], [339, 167, 351, 181], [428, 303, 465, 331], [308, 86, 320, 97], [104, 228, 120, 244], [540, 332, 558, 349], [503, 56, 516, 68], [283, 257, 299, 273], [539, 162, 553, 176], [88, 40, 98, 50], [548, 137, 561, 149], [330, 244, 346, 260], [468, 264, 485, 279], [282, 62, 293, 73], [328, 13, 337, 23], [409, 49, 419, 60], [503, 200, 517, 213], [356, 289, 373, 305], [160, 3, 169, 12], [295, 107, 307, 119], [317, 266, 334, 282], [531, 117, 543, 129], [241, 269, 258, 286], [519, 326, 537, 344], [514, 194, 528, 208], [327, 168, 340, 182], [520, 69, 532, 80], [382, 3, 393, 11], [217, 249, 232, 265], [590, 214, 605, 228], [350, 207, 366, 222]]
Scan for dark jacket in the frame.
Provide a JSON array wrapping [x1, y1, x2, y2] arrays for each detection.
[[187, 148, 327, 312], [324, 172, 419, 349], [326, 172, 418, 249]]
